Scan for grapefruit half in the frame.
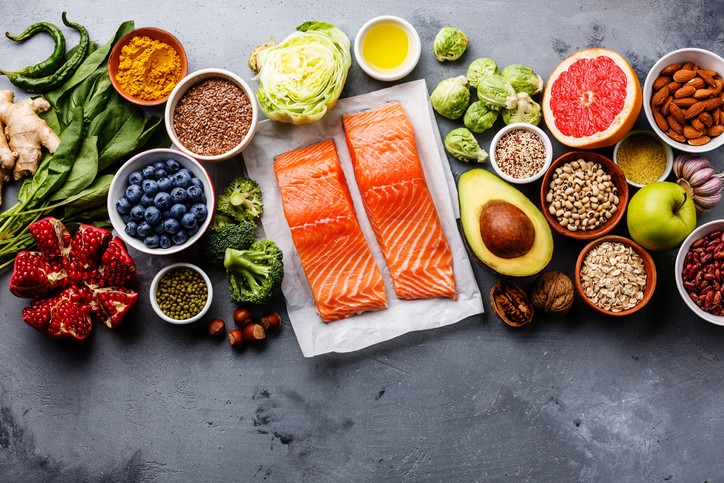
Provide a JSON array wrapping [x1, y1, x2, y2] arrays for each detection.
[[542, 48, 642, 149]]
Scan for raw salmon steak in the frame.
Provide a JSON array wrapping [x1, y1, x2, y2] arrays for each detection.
[[342, 102, 457, 300], [275, 139, 387, 322]]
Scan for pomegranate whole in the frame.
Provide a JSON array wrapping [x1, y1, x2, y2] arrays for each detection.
[[9, 217, 138, 340]]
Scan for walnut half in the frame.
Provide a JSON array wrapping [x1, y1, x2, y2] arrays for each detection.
[[490, 280, 534, 327]]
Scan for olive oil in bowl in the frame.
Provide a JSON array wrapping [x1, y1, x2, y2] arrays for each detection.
[[355, 16, 421, 82]]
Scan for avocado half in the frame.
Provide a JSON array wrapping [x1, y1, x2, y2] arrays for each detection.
[[458, 169, 553, 277]]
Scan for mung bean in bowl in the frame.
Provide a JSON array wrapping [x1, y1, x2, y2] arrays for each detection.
[[675, 219, 724, 326], [150, 263, 213, 324], [575, 235, 656, 317], [539, 151, 629, 241], [613, 130, 673, 188], [489, 123, 553, 184], [165, 68, 258, 162]]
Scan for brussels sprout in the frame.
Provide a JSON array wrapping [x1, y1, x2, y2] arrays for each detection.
[[444, 128, 488, 163], [502, 93, 542, 126], [500, 64, 544, 96], [433, 26, 468, 62], [430, 75, 471, 120], [477, 74, 518, 110], [466, 58, 499, 89], [464, 101, 499, 134]]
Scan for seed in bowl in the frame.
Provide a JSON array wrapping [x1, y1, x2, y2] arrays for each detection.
[[155, 267, 208, 320], [545, 159, 619, 232], [580, 241, 647, 312], [616, 133, 668, 185], [494, 128, 547, 179], [681, 229, 724, 316], [173, 78, 253, 156]]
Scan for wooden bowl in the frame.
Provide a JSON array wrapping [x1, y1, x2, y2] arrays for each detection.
[[540, 151, 629, 241], [108, 27, 188, 106], [575, 235, 657, 316]]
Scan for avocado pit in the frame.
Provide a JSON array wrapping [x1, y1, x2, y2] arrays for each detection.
[[479, 199, 535, 258]]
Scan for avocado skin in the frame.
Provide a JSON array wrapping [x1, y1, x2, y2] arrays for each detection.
[[458, 169, 553, 277]]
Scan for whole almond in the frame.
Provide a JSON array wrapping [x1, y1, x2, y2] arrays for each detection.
[[653, 75, 671, 91], [697, 70, 717, 87], [690, 118, 706, 132], [661, 63, 682, 75], [682, 62, 696, 71], [667, 115, 684, 134], [688, 136, 711, 146], [685, 101, 707, 119], [669, 103, 686, 124], [714, 108, 721, 125], [675, 85, 696, 99], [653, 109, 668, 132], [694, 88, 714, 99], [686, 77, 706, 89], [698, 112, 713, 128], [652, 86, 670, 106], [673, 97, 698, 108], [667, 81, 683, 92], [703, 97, 723, 111], [707, 125, 724, 137], [673, 70, 697, 82], [667, 129, 687, 143], [712, 79, 723, 96]]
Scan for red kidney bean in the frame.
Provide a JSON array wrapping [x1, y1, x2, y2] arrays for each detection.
[[682, 230, 724, 316]]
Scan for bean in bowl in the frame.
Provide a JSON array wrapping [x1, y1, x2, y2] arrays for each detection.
[[681, 228, 724, 316]]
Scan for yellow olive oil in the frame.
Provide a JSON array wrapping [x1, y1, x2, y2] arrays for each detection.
[[362, 23, 410, 71]]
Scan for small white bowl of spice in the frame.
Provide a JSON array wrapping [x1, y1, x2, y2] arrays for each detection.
[[614, 130, 674, 188], [165, 68, 258, 162], [150, 263, 213, 324], [489, 123, 552, 184]]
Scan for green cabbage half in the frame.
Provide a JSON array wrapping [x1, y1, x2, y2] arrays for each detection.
[[253, 21, 351, 125]]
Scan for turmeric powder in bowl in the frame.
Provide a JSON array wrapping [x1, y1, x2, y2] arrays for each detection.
[[614, 130, 673, 188]]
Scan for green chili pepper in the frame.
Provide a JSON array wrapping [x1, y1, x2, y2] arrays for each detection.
[[2, 21, 66, 78], [1, 12, 89, 94]]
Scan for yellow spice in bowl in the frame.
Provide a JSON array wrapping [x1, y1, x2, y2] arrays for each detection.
[[116, 36, 182, 101], [616, 133, 667, 185]]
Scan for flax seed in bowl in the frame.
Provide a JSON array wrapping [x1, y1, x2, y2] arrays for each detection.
[[489, 123, 553, 184], [165, 68, 258, 162]]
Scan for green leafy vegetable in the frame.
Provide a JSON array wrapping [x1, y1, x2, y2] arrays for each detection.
[[433, 26, 468, 62], [202, 215, 257, 268], [502, 93, 542, 126], [225, 240, 284, 305], [477, 74, 518, 110], [252, 21, 351, 125], [430, 76, 470, 120], [444, 128, 488, 163], [466, 58, 499, 90], [500, 64, 544, 96], [464, 101, 499, 134], [217, 177, 264, 223]]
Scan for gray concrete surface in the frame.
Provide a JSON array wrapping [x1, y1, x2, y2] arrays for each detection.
[[1, 0, 723, 481]]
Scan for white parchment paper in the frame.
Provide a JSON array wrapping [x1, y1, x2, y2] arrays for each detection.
[[243, 79, 484, 357]]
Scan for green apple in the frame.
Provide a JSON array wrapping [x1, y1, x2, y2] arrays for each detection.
[[627, 181, 697, 251]]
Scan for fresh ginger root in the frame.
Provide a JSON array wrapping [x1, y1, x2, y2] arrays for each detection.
[[0, 117, 18, 205], [0, 90, 60, 184]]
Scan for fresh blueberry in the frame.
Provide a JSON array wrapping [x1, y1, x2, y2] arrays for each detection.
[[124, 221, 138, 237], [170, 203, 187, 219], [185, 225, 200, 237], [141, 193, 155, 208], [144, 206, 162, 225], [172, 170, 192, 188], [136, 221, 153, 237], [170, 187, 187, 203], [159, 234, 173, 249], [190, 178, 203, 189], [181, 212, 197, 229], [165, 159, 181, 173], [190, 203, 208, 222], [161, 210, 172, 220], [130, 204, 145, 221], [125, 184, 143, 203], [144, 235, 160, 248], [115, 197, 132, 214], [162, 218, 181, 234], [199, 193, 207, 205], [121, 214, 132, 224], [142, 179, 159, 195], [154, 168, 168, 180], [154, 223, 166, 235], [186, 185, 203, 202], [128, 171, 143, 185], [142, 165, 156, 179], [153, 191, 172, 210], [172, 230, 188, 246], [153, 161, 166, 171], [157, 177, 173, 192]]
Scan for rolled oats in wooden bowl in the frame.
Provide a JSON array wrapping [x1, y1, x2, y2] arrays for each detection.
[[575, 235, 657, 316]]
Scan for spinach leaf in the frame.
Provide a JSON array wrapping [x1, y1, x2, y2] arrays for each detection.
[[48, 135, 98, 202]]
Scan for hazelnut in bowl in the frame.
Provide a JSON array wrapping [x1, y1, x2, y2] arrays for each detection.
[[575, 235, 657, 317], [165, 68, 258, 162], [643, 48, 724, 154], [489, 123, 553, 184], [150, 263, 213, 324], [108, 148, 215, 255], [540, 151, 629, 241], [675, 219, 724, 326]]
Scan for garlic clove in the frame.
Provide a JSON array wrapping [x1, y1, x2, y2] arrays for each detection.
[[676, 154, 710, 180], [693, 192, 721, 211], [688, 166, 715, 187], [693, 176, 723, 197]]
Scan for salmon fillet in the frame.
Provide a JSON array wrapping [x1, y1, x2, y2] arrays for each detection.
[[342, 102, 457, 300], [275, 139, 387, 322]]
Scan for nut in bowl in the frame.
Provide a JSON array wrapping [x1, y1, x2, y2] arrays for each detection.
[[643, 48, 724, 153], [108, 27, 188, 106], [150, 263, 213, 325], [540, 151, 628, 241], [165, 68, 258, 162], [108, 148, 215, 255], [675, 219, 724, 326], [489, 123, 552, 184], [575, 236, 657, 316], [613, 130, 673, 188]]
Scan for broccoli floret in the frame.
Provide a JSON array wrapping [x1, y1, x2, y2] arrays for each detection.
[[201, 215, 257, 267], [224, 239, 284, 305], [217, 177, 263, 223]]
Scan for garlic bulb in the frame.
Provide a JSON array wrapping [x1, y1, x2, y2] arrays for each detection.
[[673, 154, 724, 213]]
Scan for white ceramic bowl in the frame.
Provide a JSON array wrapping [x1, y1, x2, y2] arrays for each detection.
[[150, 263, 213, 325], [108, 148, 215, 255], [165, 68, 258, 162], [675, 219, 724, 326], [354, 16, 421, 82], [613, 129, 674, 188], [489, 123, 553, 184], [643, 48, 724, 154]]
